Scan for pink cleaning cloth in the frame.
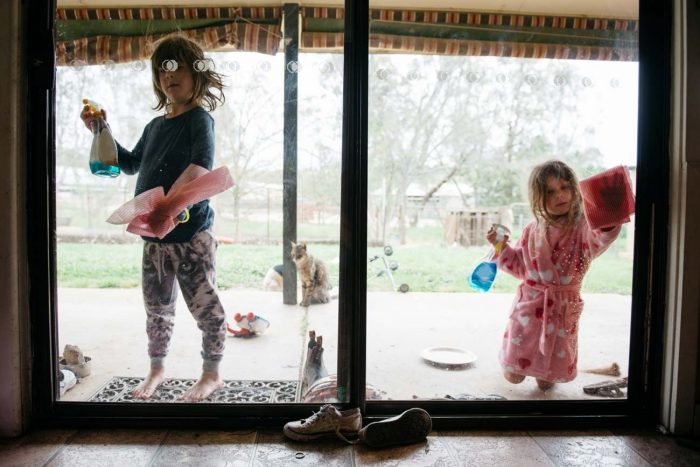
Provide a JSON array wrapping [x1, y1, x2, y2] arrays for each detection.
[[579, 165, 636, 230], [107, 166, 234, 239]]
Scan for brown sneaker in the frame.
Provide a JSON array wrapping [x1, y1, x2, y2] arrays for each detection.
[[358, 408, 432, 448]]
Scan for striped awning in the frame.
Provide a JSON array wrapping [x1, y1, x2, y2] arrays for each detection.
[[301, 7, 638, 61], [56, 7, 283, 66], [56, 5, 639, 66]]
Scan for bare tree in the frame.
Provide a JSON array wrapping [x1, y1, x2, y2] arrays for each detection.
[[363, 55, 606, 245]]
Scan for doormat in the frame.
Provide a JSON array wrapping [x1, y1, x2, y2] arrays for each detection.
[[89, 376, 299, 403]]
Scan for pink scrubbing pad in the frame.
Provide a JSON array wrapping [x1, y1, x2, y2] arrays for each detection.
[[579, 165, 636, 230]]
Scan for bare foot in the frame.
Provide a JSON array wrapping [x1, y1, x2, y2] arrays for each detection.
[[181, 371, 223, 402], [504, 371, 525, 384], [133, 367, 165, 399], [536, 379, 554, 391]]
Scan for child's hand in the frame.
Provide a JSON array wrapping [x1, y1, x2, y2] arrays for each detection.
[[144, 210, 171, 231], [145, 208, 188, 234], [80, 105, 106, 131], [486, 226, 509, 246], [597, 171, 627, 211]]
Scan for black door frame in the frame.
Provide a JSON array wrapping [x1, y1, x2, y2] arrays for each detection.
[[27, 0, 670, 429]]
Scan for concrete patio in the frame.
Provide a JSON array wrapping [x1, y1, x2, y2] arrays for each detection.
[[57, 288, 631, 402]]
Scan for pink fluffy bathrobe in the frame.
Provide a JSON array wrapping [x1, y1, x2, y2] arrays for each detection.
[[496, 217, 621, 383]]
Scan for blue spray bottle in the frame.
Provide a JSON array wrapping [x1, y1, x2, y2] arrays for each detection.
[[83, 98, 120, 178], [468, 224, 509, 292]]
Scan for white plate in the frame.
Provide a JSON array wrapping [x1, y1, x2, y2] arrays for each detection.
[[421, 346, 477, 369]]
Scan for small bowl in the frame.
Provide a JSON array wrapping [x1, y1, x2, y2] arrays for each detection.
[[60, 356, 92, 378]]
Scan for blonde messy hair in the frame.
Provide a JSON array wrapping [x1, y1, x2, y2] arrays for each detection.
[[528, 159, 582, 229], [150, 34, 225, 112]]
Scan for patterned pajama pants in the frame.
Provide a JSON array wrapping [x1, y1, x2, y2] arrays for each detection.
[[141, 230, 226, 373]]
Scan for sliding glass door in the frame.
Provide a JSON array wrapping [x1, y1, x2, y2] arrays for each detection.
[[365, 1, 640, 403], [30, 0, 667, 424]]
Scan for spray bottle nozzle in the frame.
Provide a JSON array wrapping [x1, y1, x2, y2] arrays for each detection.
[[82, 98, 104, 116], [492, 223, 510, 256]]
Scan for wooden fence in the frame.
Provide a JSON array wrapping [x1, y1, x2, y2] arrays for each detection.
[[444, 208, 505, 247]]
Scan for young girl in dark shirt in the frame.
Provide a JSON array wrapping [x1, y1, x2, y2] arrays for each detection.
[[81, 35, 227, 401]]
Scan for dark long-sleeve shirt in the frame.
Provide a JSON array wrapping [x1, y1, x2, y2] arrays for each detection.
[[117, 106, 215, 243]]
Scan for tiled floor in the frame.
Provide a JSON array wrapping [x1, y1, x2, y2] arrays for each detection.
[[1, 426, 700, 466]]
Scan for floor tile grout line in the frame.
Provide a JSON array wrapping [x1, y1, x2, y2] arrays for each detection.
[[41, 429, 79, 466], [435, 431, 469, 466], [611, 431, 657, 467], [527, 431, 563, 467], [526, 429, 657, 467], [249, 430, 260, 467], [145, 429, 170, 467]]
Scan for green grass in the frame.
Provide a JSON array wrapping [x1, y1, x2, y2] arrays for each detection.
[[58, 243, 142, 288], [172, 217, 342, 242], [57, 241, 633, 294]]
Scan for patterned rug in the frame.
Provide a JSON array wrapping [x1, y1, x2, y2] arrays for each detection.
[[89, 377, 299, 403]]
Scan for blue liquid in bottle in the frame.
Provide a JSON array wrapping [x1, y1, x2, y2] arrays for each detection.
[[468, 261, 497, 292], [90, 160, 120, 178], [88, 122, 120, 178]]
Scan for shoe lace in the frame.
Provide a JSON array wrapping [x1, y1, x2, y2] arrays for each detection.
[[303, 404, 335, 424], [304, 404, 359, 445], [335, 429, 359, 445]]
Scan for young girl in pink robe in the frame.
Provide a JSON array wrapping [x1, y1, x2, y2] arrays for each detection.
[[486, 160, 623, 390]]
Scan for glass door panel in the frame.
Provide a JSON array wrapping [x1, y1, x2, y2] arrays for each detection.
[[366, 1, 638, 401], [54, 3, 344, 404]]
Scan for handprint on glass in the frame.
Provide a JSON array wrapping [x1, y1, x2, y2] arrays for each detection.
[[579, 165, 636, 230]]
